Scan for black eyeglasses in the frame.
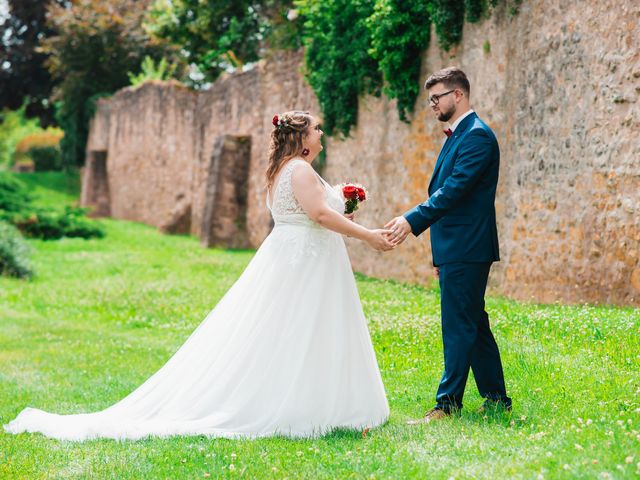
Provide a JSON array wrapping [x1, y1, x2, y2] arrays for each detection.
[[428, 89, 455, 106]]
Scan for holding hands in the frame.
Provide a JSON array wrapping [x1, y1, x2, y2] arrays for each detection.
[[366, 229, 396, 251], [343, 211, 394, 251], [343, 212, 406, 252], [384, 216, 412, 246]]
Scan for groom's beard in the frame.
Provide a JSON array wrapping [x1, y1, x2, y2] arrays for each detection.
[[437, 107, 455, 122]]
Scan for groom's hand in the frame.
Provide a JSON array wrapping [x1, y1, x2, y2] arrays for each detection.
[[384, 216, 411, 245]]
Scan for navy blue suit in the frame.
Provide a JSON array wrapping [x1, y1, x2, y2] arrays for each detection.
[[404, 112, 510, 412]]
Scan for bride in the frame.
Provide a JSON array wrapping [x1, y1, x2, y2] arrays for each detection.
[[3, 110, 392, 441]]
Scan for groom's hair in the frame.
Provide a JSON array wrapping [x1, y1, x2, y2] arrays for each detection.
[[424, 67, 470, 97]]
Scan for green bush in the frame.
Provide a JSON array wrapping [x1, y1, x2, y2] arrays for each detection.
[[0, 104, 41, 168], [0, 172, 33, 213], [0, 172, 104, 240], [29, 146, 62, 171], [128, 56, 179, 87], [0, 220, 34, 279], [13, 129, 64, 171], [14, 206, 105, 241]]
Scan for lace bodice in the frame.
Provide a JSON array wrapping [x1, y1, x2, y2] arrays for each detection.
[[269, 159, 307, 215], [268, 159, 343, 217]]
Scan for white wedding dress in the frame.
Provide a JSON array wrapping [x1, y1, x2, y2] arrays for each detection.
[[3, 159, 389, 441]]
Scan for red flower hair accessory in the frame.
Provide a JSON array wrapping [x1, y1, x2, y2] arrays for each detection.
[[272, 114, 289, 130]]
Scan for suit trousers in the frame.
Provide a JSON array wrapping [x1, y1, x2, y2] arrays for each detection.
[[435, 262, 510, 412]]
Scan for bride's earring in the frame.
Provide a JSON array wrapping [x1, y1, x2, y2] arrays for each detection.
[[302, 148, 310, 156]]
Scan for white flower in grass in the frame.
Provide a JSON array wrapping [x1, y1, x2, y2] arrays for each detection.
[[229, 464, 236, 471]]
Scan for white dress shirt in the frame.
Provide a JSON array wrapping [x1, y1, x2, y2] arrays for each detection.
[[449, 109, 474, 133]]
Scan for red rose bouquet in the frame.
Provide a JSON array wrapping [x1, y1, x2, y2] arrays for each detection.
[[338, 183, 367, 214]]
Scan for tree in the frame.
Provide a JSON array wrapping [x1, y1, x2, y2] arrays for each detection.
[[147, 0, 298, 84], [0, 0, 67, 126], [41, 0, 181, 168]]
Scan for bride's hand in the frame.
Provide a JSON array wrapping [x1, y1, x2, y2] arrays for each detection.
[[344, 213, 355, 221], [366, 229, 395, 251]]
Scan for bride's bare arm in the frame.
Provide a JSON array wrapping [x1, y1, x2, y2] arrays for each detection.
[[291, 162, 394, 251]]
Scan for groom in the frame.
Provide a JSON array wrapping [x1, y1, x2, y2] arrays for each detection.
[[386, 67, 511, 423]]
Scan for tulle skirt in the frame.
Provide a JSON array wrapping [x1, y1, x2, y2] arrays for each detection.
[[3, 217, 389, 441]]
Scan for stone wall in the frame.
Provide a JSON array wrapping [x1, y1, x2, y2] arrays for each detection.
[[82, 1, 640, 306]]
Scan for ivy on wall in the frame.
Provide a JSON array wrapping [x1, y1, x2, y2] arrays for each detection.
[[298, 0, 519, 136], [368, 0, 431, 122], [298, 0, 382, 137]]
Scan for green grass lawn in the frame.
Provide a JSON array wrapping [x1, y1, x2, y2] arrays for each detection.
[[1, 173, 639, 479]]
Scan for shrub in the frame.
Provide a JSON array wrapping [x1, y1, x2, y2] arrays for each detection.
[[13, 129, 64, 171], [128, 56, 180, 87], [0, 172, 104, 240], [0, 104, 41, 168], [0, 220, 34, 279], [0, 172, 33, 213], [14, 206, 105, 240]]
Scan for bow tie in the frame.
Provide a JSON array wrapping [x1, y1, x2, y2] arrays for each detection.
[[444, 128, 453, 138]]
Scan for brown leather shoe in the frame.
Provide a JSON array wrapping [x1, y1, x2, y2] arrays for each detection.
[[406, 408, 450, 425], [476, 400, 512, 415]]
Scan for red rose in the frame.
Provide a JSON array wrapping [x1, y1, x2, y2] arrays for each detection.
[[356, 188, 366, 201], [343, 185, 358, 199], [272, 115, 279, 126]]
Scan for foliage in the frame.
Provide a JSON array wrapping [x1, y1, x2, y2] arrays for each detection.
[[465, 0, 488, 23], [427, 0, 466, 51], [0, 103, 42, 168], [13, 205, 105, 240], [297, 0, 382, 137], [0, 217, 638, 477], [0, 172, 34, 213], [13, 129, 64, 171], [263, 2, 304, 51], [368, 0, 431, 122], [0, 171, 104, 240], [128, 56, 179, 87], [40, 0, 182, 168], [146, 0, 262, 84], [146, 0, 298, 85], [298, 0, 519, 134], [0, 220, 33, 279], [0, 0, 67, 126]]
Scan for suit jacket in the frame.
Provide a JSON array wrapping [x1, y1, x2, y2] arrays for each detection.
[[403, 112, 500, 266]]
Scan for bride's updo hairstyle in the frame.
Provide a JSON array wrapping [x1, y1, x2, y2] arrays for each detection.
[[266, 110, 313, 189]]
